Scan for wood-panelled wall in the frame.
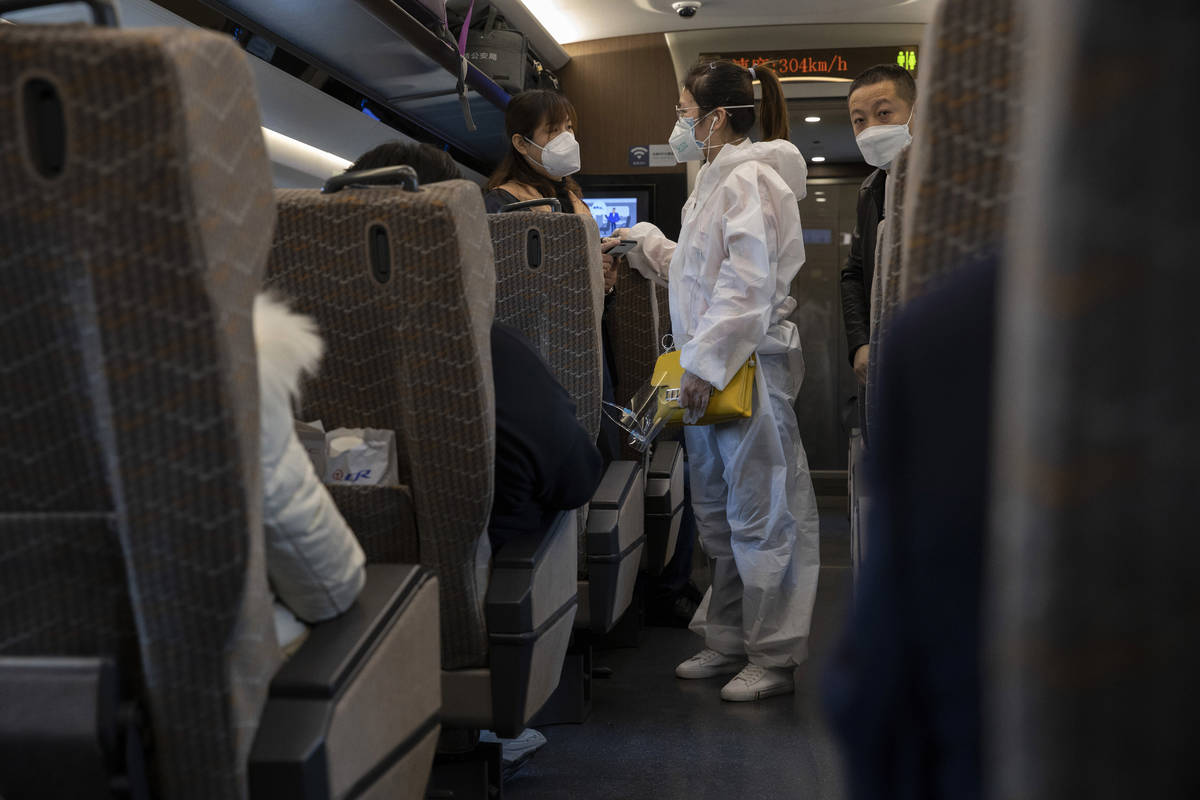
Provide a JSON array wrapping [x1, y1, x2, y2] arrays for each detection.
[[559, 34, 686, 176]]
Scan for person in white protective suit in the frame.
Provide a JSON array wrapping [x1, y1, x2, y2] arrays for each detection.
[[608, 60, 821, 702]]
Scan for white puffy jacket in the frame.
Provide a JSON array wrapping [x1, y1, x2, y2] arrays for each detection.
[[254, 294, 365, 645], [625, 138, 807, 390]]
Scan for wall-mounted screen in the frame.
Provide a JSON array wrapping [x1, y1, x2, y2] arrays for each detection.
[[585, 197, 639, 236], [579, 185, 655, 237]]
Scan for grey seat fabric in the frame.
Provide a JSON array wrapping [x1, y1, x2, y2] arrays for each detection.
[[900, 0, 1025, 304], [989, 0, 1200, 797], [863, 146, 910, 434], [266, 186, 575, 736], [608, 256, 686, 574], [264, 181, 496, 670], [489, 211, 604, 441], [608, 255, 668, 457], [488, 210, 645, 633], [0, 24, 279, 799], [488, 210, 603, 566]]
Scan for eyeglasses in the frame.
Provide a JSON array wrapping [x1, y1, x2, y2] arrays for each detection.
[[674, 103, 756, 119]]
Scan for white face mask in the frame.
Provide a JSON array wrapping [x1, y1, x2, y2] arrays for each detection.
[[669, 112, 716, 163], [523, 131, 581, 177], [667, 104, 748, 164], [855, 109, 914, 170], [668, 105, 754, 163]]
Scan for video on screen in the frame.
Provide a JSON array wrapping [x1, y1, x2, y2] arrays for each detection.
[[586, 198, 638, 236]]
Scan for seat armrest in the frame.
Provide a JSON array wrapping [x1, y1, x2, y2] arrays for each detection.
[[251, 565, 441, 799], [453, 510, 578, 736], [591, 461, 639, 508], [270, 564, 432, 698], [487, 510, 578, 634], [579, 462, 646, 633], [645, 441, 685, 517], [586, 462, 645, 558], [492, 513, 570, 568]]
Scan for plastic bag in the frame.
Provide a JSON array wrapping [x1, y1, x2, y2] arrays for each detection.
[[603, 377, 676, 453], [324, 427, 400, 487]]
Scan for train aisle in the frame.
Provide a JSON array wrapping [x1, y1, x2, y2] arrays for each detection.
[[508, 509, 852, 800]]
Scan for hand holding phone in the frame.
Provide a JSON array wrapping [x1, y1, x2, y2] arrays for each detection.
[[604, 239, 638, 257]]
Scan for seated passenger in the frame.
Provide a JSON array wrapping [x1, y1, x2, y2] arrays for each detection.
[[254, 293, 366, 655], [340, 144, 603, 775], [489, 321, 604, 552], [339, 142, 604, 552], [346, 140, 462, 182]]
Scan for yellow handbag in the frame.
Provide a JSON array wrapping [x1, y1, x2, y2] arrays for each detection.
[[651, 349, 756, 426]]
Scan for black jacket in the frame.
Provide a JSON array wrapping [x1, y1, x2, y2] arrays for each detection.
[[489, 322, 604, 552], [840, 168, 888, 363]]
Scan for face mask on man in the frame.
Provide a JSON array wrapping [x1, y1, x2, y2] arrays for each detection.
[[523, 131, 581, 177], [668, 105, 754, 163], [855, 108, 914, 170]]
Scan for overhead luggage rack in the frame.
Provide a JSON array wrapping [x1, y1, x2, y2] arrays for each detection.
[[199, 0, 512, 166]]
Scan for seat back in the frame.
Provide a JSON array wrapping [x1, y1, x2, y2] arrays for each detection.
[[264, 180, 496, 670], [989, 0, 1199, 797], [488, 211, 604, 440], [0, 23, 278, 799], [863, 145, 911, 427], [607, 257, 665, 407], [900, 0, 1025, 305]]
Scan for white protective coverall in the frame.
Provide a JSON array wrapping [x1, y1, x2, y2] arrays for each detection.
[[625, 138, 821, 668]]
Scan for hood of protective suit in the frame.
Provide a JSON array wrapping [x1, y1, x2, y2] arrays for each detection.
[[699, 138, 808, 203]]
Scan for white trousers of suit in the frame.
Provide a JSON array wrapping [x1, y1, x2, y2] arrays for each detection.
[[686, 351, 821, 669]]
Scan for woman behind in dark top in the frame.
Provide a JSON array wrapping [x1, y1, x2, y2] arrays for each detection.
[[485, 90, 623, 462]]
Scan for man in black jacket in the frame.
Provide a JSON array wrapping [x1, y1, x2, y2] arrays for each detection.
[[840, 64, 917, 386]]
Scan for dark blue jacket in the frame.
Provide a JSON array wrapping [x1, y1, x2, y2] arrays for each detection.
[[825, 256, 997, 800], [489, 322, 604, 552]]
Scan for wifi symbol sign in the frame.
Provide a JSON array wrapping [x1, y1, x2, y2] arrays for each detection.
[[629, 146, 650, 167]]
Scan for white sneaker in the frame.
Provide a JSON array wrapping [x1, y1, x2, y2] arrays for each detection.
[[675, 648, 744, 679], [719, 664, 795, 702]]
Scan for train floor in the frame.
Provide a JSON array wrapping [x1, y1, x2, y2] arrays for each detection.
[[507, 508, 852, 800]]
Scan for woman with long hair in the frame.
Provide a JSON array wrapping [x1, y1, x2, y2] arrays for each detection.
[[616, 60, 821, 702], [485, 90, 588, 215], [487, 89, 622, 462]]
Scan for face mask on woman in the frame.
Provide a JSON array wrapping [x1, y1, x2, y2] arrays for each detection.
[[523, 131, 581, 177], [668, 105, 754, 163], [669, 113, 715, 163]]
